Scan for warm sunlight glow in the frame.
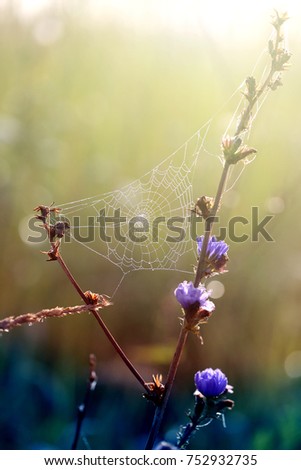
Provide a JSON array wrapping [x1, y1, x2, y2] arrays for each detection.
[[4, 0, 301, 45]]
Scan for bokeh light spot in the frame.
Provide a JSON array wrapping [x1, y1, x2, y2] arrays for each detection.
[[32, 16, 64, 45], [207, 280, 225, 299], [284, 350, 301, 378], [18, 215, 47, 247], [265, 196, 285, 214]]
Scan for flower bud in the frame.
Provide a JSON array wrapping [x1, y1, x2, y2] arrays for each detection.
[[194, 368, 228, 397]]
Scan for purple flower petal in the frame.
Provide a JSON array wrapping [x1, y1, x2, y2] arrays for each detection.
[[194, 368, 228, 397], [197, 236, 229, 259], [174, 281, 215, 311], [196, 236, 229, 274]]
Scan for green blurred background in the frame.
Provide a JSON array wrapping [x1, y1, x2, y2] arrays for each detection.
[[0, 0, 301, 450]]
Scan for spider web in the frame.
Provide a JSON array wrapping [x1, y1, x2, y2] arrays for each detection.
[[54, 31, 277, 295], [56, 123, 210, 280]]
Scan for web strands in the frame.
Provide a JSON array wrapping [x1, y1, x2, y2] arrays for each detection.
[[55, 61, 272, 277], [57, 128, 209, 276], [55, 30, 280, 283]]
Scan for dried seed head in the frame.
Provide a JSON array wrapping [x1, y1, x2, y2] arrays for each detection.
[[193, 196, 215, 219], [144, 374, 165, 405]]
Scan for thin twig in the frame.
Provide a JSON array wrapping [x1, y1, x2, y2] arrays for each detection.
[[56, 251, 149, 392], [71, 354, 98, 450], [33, 206, 150, 394]]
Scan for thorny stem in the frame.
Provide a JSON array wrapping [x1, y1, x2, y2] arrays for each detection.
[[145, 13, 290, 449], [177, 421, 199, 449], [177, 417, 209, 449]]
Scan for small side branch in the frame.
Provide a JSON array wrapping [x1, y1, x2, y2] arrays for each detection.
[[0, 303, 109, 333], [33, 204, 151, 395], [71, 354, 98, 450]]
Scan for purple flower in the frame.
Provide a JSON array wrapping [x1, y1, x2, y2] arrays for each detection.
[[197, 235, 228, 258], [196, 236, 229, 274], [174, 281, 215, 311], [194, 368, 228, 397]]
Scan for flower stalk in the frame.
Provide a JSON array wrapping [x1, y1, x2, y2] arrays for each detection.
[[177, 369, 234, 449], [145, 327, 188, 449], [145, 11, 290, 450], [194, 162, 230, 286]]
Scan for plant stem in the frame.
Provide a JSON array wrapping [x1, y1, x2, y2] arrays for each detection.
[[55, 250, 149, 393], [194, 162, 230, 286], [71, 353, 98, 450], [71, 376, 95, 450], [90, 307, 149, 392], [145, 327, 188, 449], [36, 208, 150, 393], [56, 254, 88, 304], [145, 162, 231, 449]]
